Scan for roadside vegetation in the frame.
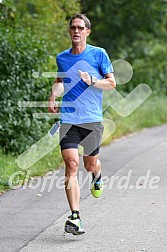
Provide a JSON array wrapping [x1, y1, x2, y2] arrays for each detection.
[[0, 0, 166, 192], [1, 94, 167, 193]]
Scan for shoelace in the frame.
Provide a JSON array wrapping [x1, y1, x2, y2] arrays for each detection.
[[94, 181, 102, 190], [68, 215, 81, 220]]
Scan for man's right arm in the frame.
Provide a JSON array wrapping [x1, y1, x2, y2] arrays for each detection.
[[48, 78, 64, 113]]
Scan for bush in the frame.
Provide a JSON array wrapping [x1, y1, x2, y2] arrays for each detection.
[[0, 25, 51, 154]]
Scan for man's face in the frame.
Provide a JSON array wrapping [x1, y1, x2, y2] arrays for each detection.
[[69, 18, 90, 45]]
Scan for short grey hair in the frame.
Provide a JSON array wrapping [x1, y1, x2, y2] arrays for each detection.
[[69, 14, 91, 29]]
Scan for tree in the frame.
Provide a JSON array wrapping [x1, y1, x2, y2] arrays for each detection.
[[81, 0, 167, 92], [0, 0, 81, 154], [9, 0, 81, 60]]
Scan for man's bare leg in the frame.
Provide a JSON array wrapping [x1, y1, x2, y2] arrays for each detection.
[[83, 155, 101, 177], [62, 148, 80, 211], [62, 149, 85, 235], [83, 155, 103, 198]]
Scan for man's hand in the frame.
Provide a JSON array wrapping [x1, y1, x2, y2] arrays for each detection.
[[48, 78, 64, 113], [48, 93, 59, 113], [48, 99, 59, 113], [79, 71, 116, 90], [78, 70, 91, 85]]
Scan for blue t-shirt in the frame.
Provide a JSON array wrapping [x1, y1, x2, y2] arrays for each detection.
[[56, 44, 113, 124]]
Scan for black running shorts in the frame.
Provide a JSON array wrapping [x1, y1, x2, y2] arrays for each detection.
[[59, 122, 104, 156]]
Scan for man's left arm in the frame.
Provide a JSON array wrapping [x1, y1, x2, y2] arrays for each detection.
[[79, 70, 116, 90]]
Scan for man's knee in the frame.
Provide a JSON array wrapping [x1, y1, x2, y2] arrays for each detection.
[[84, 160, 95, 172], [65, 159, 79, 176], [84, 158, 101, 173]]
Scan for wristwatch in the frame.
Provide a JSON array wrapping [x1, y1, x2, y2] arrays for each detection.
[[90, 76, 97, 86]]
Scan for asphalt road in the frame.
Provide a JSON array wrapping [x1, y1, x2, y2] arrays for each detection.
[[0, 124, 167, 252]]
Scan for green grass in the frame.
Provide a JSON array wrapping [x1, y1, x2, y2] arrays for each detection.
[[102, 94, 167, 144], [0, 146, 63, 193], [0, 94, 167, 193]]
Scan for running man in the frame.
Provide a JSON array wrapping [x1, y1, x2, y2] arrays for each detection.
[[48, 14, 116, 235]]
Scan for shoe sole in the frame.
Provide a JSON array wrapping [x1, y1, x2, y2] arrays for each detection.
[[65, 220, 85, 235]]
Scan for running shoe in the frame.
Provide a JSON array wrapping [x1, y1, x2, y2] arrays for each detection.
[[64, 215, 85, 235], [91, 178, 103, 198]]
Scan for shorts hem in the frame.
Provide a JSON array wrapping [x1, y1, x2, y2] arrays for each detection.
[[60, 143, 78, 151]]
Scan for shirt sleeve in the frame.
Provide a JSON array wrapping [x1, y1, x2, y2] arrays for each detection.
[[99, 49, 114, 75], [56, 56, 63, 78]]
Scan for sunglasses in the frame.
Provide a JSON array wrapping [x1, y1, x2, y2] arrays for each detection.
[[69, 26, 88, 31]]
